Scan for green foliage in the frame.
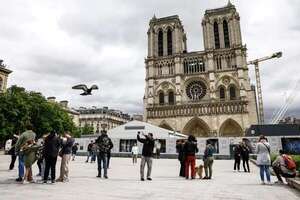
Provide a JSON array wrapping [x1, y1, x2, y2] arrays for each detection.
[[0, 85, 77, 141], [80, 124, 94, 135]]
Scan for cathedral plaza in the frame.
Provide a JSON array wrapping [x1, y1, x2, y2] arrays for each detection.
[[0, 155, 299, 200]]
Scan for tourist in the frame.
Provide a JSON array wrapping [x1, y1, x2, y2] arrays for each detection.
[[176, 139, 186, 177], [256, 135, 271, 185], [86, 140, 94, 163], [241, 141, 250, 172], [137, 131, 155, 181], [91, 142, 97, 163], [36, 134, 48, 178], [57, 132, 74, 182], [22, 139, 41, 183], [71, 143, 79, 161], [203, 142, 214, 179], [272, 150, 296, 184], [15, 124, 36, 182], [131, 143, 139, 164], [8, 134, 18, 170], [43, 131, 60, 184], [155, 139, 161, 159], [183, 135, 198, 179], [106, 139, 114, 169], [233, 142, 242, 172], [95, 130, 113, 179]]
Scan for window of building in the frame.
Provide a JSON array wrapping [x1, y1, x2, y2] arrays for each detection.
[[119, 139, 137, 152], [168, 91, 175, 105], [220, 87, 225, 100], [158, 30, 163, 56], [157, 65, 163, 76], [183, 59, 205, 74], [223, 20, 230, 48], [159, 92, 164, 105], [229, 86, 236, 100], [216, 57, 222, 70], [214, 22, 220, 49], [167, 29, 173, 55]]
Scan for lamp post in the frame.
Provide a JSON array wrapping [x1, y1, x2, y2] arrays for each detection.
[[247, 52, 282, 124]]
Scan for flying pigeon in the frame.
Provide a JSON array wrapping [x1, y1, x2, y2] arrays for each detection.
[[72, 84, 99, 96]]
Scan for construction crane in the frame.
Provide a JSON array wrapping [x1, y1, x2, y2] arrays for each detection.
[[247, 52, 282, 124], [271, 79, 300, 124]]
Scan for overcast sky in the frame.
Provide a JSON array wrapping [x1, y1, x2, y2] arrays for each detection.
[[1, 0, 299, 121]]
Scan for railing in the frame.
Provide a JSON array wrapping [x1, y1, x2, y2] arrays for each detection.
[[146, 100, 248, 118]]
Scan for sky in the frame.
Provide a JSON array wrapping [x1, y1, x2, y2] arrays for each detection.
[[0, 0, 300, 122]]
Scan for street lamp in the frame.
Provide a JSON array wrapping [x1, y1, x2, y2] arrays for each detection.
[[247, 51, 283, 124]]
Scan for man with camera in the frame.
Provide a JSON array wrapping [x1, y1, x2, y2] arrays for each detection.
[[137, 132, 155, 181]]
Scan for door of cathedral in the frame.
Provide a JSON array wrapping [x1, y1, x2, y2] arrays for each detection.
[[182, 118, 210, 137]]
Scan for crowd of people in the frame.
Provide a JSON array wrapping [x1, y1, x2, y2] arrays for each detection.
[[6, 126, 298, 186]]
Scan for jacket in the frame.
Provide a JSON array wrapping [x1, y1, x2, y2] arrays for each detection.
[[203, 144, 214, 160], [272, 155, 296, 176], [61, 137, 75, 155], [241, 145, 250, 160], [23, 144, 41, 167], [183, 140, 198, 156], [96, 134, 113, 153], [15, 130, 36, 153], [137, 134, 154, 157], [256, 142, 271, 165], [176, 143, 185, 161], [43, 133, 60, 158], [234, 145, 242, 158]]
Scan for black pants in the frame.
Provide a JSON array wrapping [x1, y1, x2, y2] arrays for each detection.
[[242, 158, 250, 172], [37, 158, 43, 174], [44, 156, 57, 181], [234, 156, 241, 171], [273, 165, 295, 182], [179, 160, 185, 177], [107, 152, 111, 168], [9, 155, 17, 170]]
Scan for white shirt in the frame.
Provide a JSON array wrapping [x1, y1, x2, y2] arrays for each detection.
[[131, 146, 139, 155]]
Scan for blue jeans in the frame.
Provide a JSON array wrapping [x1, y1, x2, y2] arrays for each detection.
[[18, 154, 25, 178], [259, 165, 271, 182], [97, 153, 107, 176]]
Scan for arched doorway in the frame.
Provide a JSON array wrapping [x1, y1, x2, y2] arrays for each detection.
[[159, 121, 173, 131], [219, 119, 243, 137], [182, 118, 210, 137]]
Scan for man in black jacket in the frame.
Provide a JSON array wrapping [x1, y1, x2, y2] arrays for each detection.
[[183, 135, 198, 179], [96, 131, 113, 179], [43, 131, 60, 183], [57, 132, 74, 182], [137, 132, 154, 181]]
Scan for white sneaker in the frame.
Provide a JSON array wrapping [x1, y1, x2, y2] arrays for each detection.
[[267, 181, 273, 185]]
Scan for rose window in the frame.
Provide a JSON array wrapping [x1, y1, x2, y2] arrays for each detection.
[[186, 80, 207, 101]]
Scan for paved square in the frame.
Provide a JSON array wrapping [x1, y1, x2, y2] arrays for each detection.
[[0, 155, 299, 200]]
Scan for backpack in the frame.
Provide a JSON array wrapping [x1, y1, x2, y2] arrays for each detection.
[[282, 155, 296, 170]]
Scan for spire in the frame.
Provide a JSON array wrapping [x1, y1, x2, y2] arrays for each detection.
[[227, 0, 233, 6], [152, 14, 157, 20]]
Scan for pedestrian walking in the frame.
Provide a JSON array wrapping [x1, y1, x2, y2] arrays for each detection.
[[176, 139, 186, 177], [14, 124, 36, 182], [43, 131, 60, 184], [95, 130, 113, 179], [203, 142, 214, 179], [233, 143, 242, 172], [241, 141, 250, 172], [256, 135, 272, 185], [183, 135, 198, 179], [86, 141, 94, 163], [57, 132, 74, 182], [137, 132, 154, 181], [131, 143, 139, 164], [71, 143, 78, 161], [91, 142, 97, 163]]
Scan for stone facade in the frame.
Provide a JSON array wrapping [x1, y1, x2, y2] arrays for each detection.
[[144, 2, 258, 137], [0, 60, 12, 92], [76, 107, 132, 134]]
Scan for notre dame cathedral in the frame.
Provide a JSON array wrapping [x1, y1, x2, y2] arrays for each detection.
[[143, 2, 258, 137]]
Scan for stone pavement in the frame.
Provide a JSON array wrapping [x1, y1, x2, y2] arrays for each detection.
[[0, 155, 299, 200]]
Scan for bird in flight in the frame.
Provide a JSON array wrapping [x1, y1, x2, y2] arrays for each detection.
[[72, 84, 99, 96]]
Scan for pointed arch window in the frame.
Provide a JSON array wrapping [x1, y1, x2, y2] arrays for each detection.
[[168, 91, 175, 105], [214, 22, 220, 49], [167, 29, 173, 55], [158, 30, 163, 56], [159, 91, 165, 105], [223, 20, 230, 48], [229, 86, 236, 100], [219, 87, 225, 100]]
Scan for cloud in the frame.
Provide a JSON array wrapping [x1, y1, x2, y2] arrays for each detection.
[[0, 0, 299, 119]]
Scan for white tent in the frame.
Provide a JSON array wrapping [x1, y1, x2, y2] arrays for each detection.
[[107, 120, 186, 139]]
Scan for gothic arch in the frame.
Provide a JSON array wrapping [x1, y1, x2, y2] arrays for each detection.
[[159, 121, 173, 131], [158, 29, 164, 56], [155, 81, 175, 94], [182, 117, 210, 137], [219, 119, 243, 137]]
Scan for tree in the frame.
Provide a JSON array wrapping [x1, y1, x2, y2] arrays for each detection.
[[0, 85, 78, 143], [80, 124, 94, 135]]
